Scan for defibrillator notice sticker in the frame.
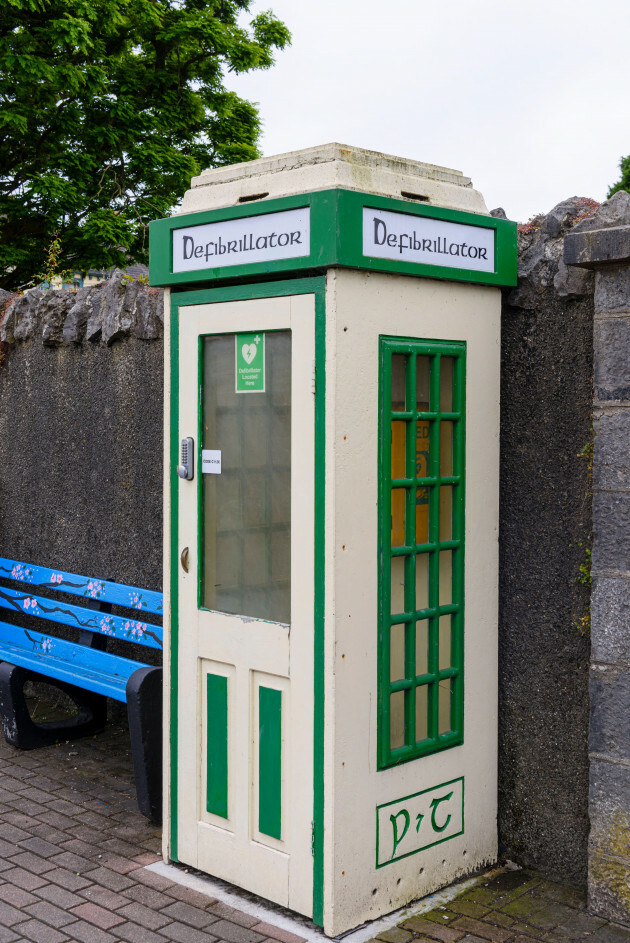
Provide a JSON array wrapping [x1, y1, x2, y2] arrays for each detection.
[[235, 332, 265, 393]]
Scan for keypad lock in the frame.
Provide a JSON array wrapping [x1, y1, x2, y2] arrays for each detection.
[[177, 437, 194, 480]]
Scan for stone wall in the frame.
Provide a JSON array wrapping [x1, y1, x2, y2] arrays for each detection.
[[498, 197, 596, 887], [499, 190, 630, 916], [564, 198, 630, 921], [0, 271, 164, 595]]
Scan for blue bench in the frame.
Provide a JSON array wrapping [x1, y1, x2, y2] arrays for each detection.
[[0, 557, 163, 822]]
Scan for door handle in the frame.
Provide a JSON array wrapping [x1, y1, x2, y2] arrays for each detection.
[[180, 547, 190, 573]]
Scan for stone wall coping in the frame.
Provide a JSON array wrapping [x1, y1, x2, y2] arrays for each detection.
[[564, 225, 630, 269]]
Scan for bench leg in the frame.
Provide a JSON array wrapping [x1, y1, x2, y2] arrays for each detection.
[[126, 666, 162, 823], [0, 662, 108, 749]]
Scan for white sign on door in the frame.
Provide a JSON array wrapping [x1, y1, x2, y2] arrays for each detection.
[[363, 207, 495, 273], [172, 208, 310, 273], [202, 450, 222, 474]]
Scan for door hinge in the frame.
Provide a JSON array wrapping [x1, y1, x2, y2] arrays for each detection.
[[312, 361, 316, 395], [311, 820, 315, 856]]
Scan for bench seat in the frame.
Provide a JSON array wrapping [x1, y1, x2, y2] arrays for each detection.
[[0, 557, 163, 822], [0, 622, 147, 702]]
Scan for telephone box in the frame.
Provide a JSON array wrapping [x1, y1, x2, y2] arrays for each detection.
[[149, 144, 517, 937]]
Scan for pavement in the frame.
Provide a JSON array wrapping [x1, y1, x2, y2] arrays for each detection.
[[0, 712, 628, 943], [0, 716, 307, 943], [372, 869, 630, 943]]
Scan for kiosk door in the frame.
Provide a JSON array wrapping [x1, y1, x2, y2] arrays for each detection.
[[176, 293, 315, 915]]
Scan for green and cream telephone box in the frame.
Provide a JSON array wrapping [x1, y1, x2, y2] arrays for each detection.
[[150, 144, 517, 937]]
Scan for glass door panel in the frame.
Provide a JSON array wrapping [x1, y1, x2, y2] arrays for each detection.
[[202, 331, 292, 623]]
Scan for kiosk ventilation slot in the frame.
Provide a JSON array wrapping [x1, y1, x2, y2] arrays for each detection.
[[400, 191, 430, 202], [238, 192, 269, 203]]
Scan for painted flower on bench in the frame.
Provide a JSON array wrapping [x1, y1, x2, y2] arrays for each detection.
[[123, 620, 148, 639], [50, 572, 64, 584], [22, 597, 39, 613], [127, 590, 162, 613], [85, 580, 105, 599], [128, 591, 149, 610], [24, 630, 52, 654], [99, 616, 116, 636], [11, 564, 34, 582]]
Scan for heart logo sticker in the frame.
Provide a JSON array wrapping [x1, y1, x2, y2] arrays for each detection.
[[242, 343, 257, 364], [236, 332, 265, 392]]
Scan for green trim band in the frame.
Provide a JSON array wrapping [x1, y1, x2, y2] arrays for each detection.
[[150, 189, 516, 289], [206, 674, 229, 818], [169, 289, 180, 861], [258, 686, 282, 840]]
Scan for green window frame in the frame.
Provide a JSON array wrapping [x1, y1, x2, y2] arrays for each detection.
[[378, 337, 466, 769]]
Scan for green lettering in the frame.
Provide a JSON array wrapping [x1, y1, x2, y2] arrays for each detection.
[[430, 791, 454, 832], [390, 808, 410, 858]]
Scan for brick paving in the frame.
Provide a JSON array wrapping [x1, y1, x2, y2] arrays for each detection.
[[0, 719, 629, 943], [0, 720, 307, 943], [377, 868, 630, 943]]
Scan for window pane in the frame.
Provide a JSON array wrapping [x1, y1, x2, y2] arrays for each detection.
[[391, 421, 406, 479], [439, 486, 453, 540], [439, 615, 452, 670], [439, 550, 452, 605], [440, 421, 454, 476], [243, 410, 268, 467], [416, 554, 429, 611], [203, 331, 291, 623], [438, 679, 452, 735], [390, 692, 405, 750], [416, 420, 430, 478], [415, 685, 429, 742], [440, 357, 454, 412], [216, 476, 241, 532], [391, 354, 407, 410], [390, 623, 406, 682], [416, 488, 429, 544], [416, 356, 430, 411], [271, 469, 290, 525], [390, 556, 406, 615], [415, 620, 429, 675], [391, 488, 406, 548]]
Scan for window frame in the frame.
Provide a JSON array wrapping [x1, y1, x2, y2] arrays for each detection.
[[377, 336, 466, 770]]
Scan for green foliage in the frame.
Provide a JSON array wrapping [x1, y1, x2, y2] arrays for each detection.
[[36, 232, 71, 288], [570, 434, 594, 636], [608, 155, 630, 199], [0, 0, 290, 290], [574, 539, 592, 587]]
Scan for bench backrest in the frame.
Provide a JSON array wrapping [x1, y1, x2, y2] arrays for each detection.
[[0, 558, 163, 650]]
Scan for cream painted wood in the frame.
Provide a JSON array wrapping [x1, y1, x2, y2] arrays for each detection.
[[176, 295, 315, 916], [321, 269, 501, 936]]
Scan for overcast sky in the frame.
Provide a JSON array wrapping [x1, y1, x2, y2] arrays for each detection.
[[229, 0, 628, 223]]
